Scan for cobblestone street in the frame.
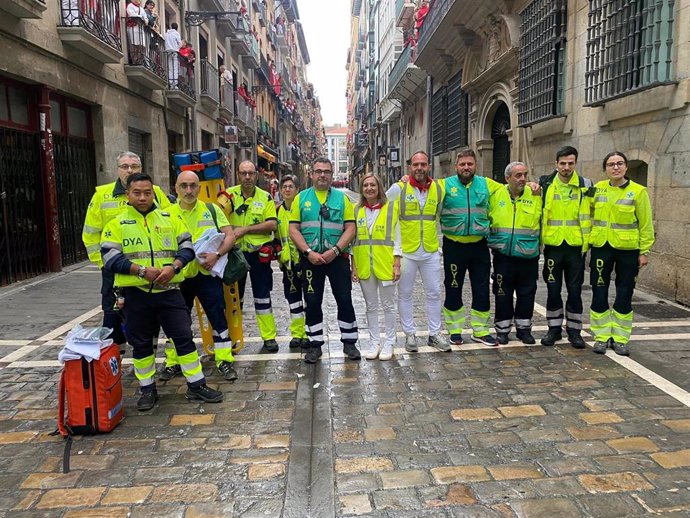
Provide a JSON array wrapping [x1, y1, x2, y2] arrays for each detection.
[[1, 261, 690, 517]]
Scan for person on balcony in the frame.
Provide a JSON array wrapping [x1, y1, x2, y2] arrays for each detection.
[[179, 40, 196, 80], [219, 65, 233, 103], [126, 0, 147, 65], [144, 1, 159, 33], [164, 22, 181, 89]]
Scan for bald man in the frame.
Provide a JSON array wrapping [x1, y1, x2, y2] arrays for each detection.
[[162, 171, 239, 381], [226, 161, 279, 351]]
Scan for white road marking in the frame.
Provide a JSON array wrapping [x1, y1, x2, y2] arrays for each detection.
[[0, 340, 32, 346], [36, 306, 102, 342], [0, 346, 40, 363]]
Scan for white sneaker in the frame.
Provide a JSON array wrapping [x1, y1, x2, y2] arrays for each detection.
[[379, 343, 394, 361], [364, 344, 381, 360], [428, 334, 451, 352], [404, 333, 418, 352]]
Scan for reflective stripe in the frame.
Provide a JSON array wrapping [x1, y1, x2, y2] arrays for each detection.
[[338, 320, 357, 330], [213, 340, 233, 351], [441, 207, 487, 216], [491, 227, 539, 237], [546, 219, 579, 227], [547, 319, 562, 327], [289, 301, 303, 310], [86, 244, 101, 254], [399, 213, 436, 221], [256, 308, 273, 315], [594, 196, 607, 203], [290, 312, 305, 320], [307, 322, 323, 332], [197, 220, 215, 228], [255, 297, 271, 304], [354, 238, 394, 247], [300, 221, 345, 230], [177, 232, 193, 244], [545, 309, 562, 318], [139, 377, 155, 387], [592, 220, 607, 227], [610, 222, 638, 230], [341, 331, 358, 340], [616, 199, 635, 206], [83, 224, 101, 234], [100, 201, 120, 209], [101, 241, 122, 250], [515, 318, 531, 328], [125, 251, 173, 260], [102, 249, 121, 263], [494, 319, 512, 332]]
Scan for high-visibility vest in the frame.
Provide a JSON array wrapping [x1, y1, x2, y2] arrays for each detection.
[[398, 180, 441, 253], [299, 187, 346, 253], [102, 205, 190, 291], [226, 185, 275, 252], [440, 175, 490, 238], [352, 201, 398, 281], [277, 203, 300, 266], [540, 171, 593, 250], [169, 201, 227, 277], [82, 181, 170, 267], [589, 179, 655, 253], [487, 186, 542, 258]]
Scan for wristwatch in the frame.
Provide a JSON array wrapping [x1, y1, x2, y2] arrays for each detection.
[[137, 266, 146, 278], [303, 247, 313, 258], [172, 264, 182, 275]]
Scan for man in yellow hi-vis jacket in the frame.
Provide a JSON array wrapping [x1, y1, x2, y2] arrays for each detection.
[[82, 151, 170, 347], [101, 173, 223, 411]]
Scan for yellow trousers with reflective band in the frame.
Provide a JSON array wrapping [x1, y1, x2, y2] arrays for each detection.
[[138, 349, 204, 386], [591, 308, 633, 344], [165, 331, 234, 368], [442, 306, 491, 336]]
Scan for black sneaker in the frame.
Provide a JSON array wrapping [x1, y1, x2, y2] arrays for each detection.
[[449, 334, 464, 346], [304, 347, 322, 364], [263, 339, 279, 353], [137, 390, 158, 411], [612, 342, 630, 356], [218, 361, 238, 381], [159, 364, 181, 381], [343, 343, 361, 361], [300, 338, 310, 350], [186, 384, 224, 403], [496, 333, 509, 345], [540, 328, 562, 346], [567, 331, 586, 349], [516, 331, 536, 345], [289, 338, 303, 349], [471, 334, 498, 346]]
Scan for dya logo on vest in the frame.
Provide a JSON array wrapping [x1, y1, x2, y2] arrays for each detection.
[[123, 237, 144, 247]]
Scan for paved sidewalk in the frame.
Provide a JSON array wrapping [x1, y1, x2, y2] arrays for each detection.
[[1, 262, 690, 516]]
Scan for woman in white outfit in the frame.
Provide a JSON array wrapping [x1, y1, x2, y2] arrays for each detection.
[[351, 173, 402, 361]]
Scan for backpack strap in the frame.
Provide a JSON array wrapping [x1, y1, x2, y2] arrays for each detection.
[[205, 202, 220, 232], [56, 371, 74, 473]]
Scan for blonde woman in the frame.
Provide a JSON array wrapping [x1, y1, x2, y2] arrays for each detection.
[[352, 173, 402, 360]]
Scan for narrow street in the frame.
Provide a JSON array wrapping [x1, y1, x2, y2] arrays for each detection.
[[1, 261, 690, 517]]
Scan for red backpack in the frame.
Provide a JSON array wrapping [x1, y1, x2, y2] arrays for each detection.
[[57, 343, 124, 472]]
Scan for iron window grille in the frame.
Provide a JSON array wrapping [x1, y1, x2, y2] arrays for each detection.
[[585, 0, 675, 105], [518, 0, 567, 127], [432, 71, 469, 156]]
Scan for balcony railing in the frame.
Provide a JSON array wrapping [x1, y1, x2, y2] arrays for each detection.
[[241, 33, 260, 68], [58, 0, 122, 53], [417, 0, 454, 57], [235, 92, 256, 129], [389, 45, 412, 90], [123, 18, 165, 79], [395, 0, 415, 28], [165, 51, 196, 99], [200, 59, 220, 103]]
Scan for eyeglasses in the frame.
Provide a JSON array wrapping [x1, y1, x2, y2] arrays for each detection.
[[178, 183, 199, 191], [239, 171, 256, 177], [235, 203, 248, 215], [313, 169, 333, 176], [118, 164, 141, 171], [606, 162, 626, 169]]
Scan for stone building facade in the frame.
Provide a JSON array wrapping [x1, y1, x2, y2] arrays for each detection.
[[359, 0, 690, 304]]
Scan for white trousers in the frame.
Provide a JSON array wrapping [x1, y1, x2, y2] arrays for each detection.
[[398, 253, 442, 335], [359, 276, 397, 347]]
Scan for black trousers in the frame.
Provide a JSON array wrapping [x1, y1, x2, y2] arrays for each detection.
[[302, 255, 357, 348], [590, 243, 639, 314], [121, 287, 198, 365], [282, 263, 305, 317], [492, 252, 539, 333], [101, 269, 126, 345], [237, 251, 274, 312], [543, 244, 586, 331], [442, 237, 491, 313], [180, 273, 227, 333]]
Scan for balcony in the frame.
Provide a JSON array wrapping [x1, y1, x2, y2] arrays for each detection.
[[1, 0, 46, 19], [387, 45, 427, 102], [234, 93, 256, 131], [199, 59, 220, 109], [256, 1, 266, 27], [123, 19, 166, 90], [216, 0, 245, 38], [230, 17, 252, 56], [240, 34, 260, 69], [57, 0, 122, 63], [259, 53, 272, 83], [220, 83, 234, 120], [164, 52, 196, 109], [396, 0, 415, 28], [275, 24, 287, 50]]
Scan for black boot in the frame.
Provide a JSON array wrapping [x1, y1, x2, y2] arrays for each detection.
[[567, 329, 586, 349], [540, 327, 562, 346]]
